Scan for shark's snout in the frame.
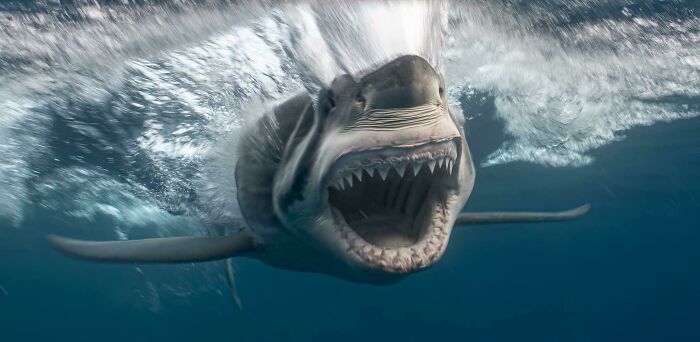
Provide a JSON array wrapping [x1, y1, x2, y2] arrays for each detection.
[[360, 55, 443, 110]]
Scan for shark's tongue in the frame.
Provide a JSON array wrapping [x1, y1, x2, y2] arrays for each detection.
[[348, 212, 415, 248]]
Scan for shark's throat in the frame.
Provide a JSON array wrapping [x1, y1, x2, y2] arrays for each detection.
[[326, 138, 461, 272]]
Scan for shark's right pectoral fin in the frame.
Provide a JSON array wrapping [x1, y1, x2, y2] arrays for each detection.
[[225, 258, 243, 310], [47, 231, 260, 263], [455, 203, 591, 225]]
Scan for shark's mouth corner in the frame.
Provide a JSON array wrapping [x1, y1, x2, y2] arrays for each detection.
[[326, 138, 461, 273]]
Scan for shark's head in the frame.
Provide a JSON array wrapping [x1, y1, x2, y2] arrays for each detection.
[[270, 55, 475, 283]]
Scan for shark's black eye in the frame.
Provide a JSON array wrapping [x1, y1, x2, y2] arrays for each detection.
[[318, 88, 335, 115], [356, 93, 366, 109], [327, 90, 336, 108]]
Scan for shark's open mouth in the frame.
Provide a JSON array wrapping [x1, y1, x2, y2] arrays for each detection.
[[326, 138, 461, 273]]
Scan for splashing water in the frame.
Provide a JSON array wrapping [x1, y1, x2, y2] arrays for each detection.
[[447, 1, 700, 167], [0, 0, 698, 238]]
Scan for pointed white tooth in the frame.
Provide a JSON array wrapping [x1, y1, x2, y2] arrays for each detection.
[[447, 160, 453, 174], [365, 167, 376, 179], [338, 180, 345, 190], [378, 164, 390, 180], [428, 160, 436, 173], [394, 162, 406, 177], [332, 182, 341, 191], [353, 169, 363, 182], [438, 158, 446, 169], [345, 174, 353, 188], [412, 162, 421, 176]]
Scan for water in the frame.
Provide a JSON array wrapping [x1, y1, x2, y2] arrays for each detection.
[[0, 0, 699, 341]]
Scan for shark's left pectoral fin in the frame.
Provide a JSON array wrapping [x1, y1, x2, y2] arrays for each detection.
[[455, 203, 591, 225], [47, 231, 260, 263]]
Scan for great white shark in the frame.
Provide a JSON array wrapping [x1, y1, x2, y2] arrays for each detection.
[[48, 55, 589, 306]]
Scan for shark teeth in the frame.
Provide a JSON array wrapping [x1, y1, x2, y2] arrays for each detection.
[[411, 163, 421, 176], [428, 160, 436, 173], [378, 164, 390, 180], [345, 174, 354, 188], [353, 169, 363, 181], [394, 163, 406, 178], [328, 144, 459, 191]]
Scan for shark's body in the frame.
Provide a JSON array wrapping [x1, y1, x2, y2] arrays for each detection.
[[49, 55, 589, 302]]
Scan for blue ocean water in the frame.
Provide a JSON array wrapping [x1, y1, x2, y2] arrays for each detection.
[[1, 1, 699, 341]]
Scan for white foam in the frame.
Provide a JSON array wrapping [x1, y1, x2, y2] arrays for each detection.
[[446, 2, 700, 166], [35, 167, 200, 237], [272, 0, 445, 87]]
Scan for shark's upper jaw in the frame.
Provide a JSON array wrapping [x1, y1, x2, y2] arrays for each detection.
[[325, 137, 461, 273]]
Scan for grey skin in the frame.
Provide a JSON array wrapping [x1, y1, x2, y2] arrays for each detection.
[[49, 55, 589, 296]]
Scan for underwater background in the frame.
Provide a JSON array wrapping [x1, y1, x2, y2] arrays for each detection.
[[0, 0, 699, 341]]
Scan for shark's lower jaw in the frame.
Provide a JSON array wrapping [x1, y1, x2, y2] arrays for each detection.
[[326, 138, 460, 273]]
